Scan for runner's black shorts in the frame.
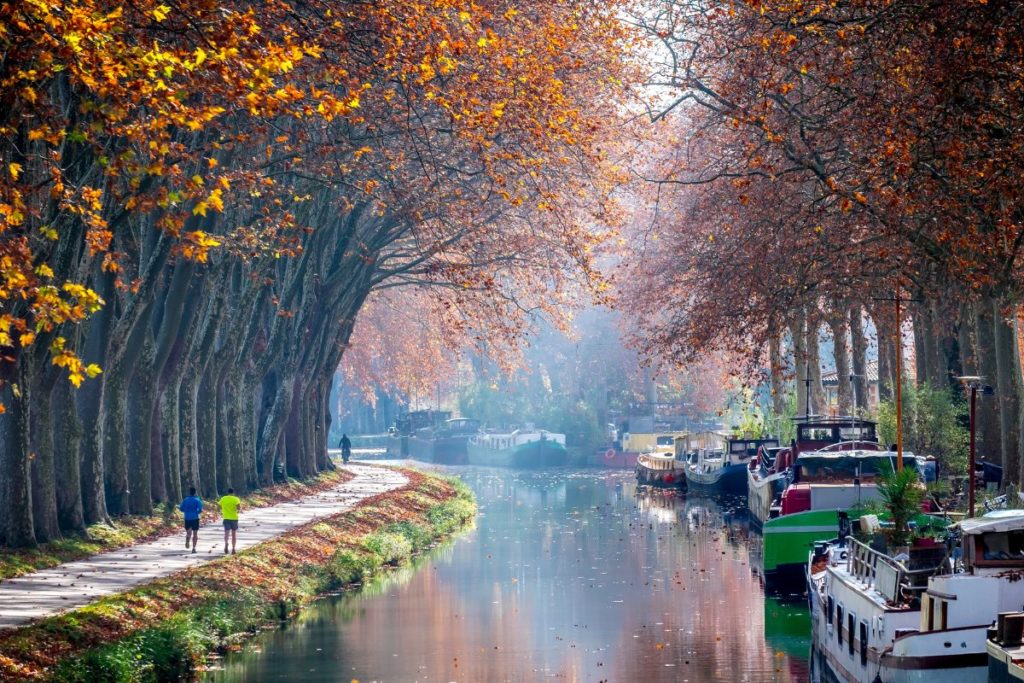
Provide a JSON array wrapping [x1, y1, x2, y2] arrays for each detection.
[[223, 519, 238, 530], [184, 519, 200, 531]]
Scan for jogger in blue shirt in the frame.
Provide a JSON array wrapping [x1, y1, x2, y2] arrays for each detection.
[[179, 487, 203, 553]]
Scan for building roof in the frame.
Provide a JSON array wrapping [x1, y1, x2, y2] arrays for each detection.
[[822, 360, 878, 386]]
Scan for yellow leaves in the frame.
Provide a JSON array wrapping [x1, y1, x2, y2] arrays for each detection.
[[62, 283, 104, 314], [152, 5, 170, 22], [180, 230, 222, 263], [477, 36, 490, 48], [492, 103, 505, 119], [34, 264, 53, 278], [458, 10, 471, 23], [207, 188, 224, 213], [8, 163, 22, 181], [194, 47, 207, 67], [19, 332, 35, 347], [49, 337, 101, 388], [347, 95, 360, 109]]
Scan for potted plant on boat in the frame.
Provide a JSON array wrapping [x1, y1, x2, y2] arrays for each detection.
[[876, 462, 925, 552]]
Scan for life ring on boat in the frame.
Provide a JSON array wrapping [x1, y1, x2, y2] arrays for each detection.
[[838, 550, 849, 561], [604, 448, 616, 461]]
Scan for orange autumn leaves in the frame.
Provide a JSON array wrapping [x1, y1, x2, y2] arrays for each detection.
[[0, 0, 635, 395]]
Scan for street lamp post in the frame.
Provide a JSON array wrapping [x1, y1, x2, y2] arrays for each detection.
[[958, 376, 994, 518]]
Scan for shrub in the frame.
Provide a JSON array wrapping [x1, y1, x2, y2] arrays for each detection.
[[362, 532, 413, 565]]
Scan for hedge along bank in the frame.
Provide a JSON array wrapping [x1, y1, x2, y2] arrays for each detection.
[[0, 469, 476, 681]]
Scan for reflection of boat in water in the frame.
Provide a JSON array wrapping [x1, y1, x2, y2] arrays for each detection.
[[634, 486, 680, 525], [466, 427, 567, 467], [763, 597, 812, 658]]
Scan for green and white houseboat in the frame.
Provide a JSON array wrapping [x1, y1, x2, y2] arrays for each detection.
[[761, 449, 925, 592], [467, 427, 568, 468], [747, 416, 882, 528]]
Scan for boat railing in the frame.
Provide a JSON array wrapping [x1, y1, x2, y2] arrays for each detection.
[[816, 440, 881, 452], [846, 537, 939, 604]]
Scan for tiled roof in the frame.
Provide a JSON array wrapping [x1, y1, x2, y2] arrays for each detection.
[[822, 359, 878, 385]]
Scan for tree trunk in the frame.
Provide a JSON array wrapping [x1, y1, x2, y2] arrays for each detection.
[[874, 307, 896, 403], [976, 299, 1002, 464], [127, 339, 156, 514], [849, 306, 869, 413], [913, 308, 930, 388], [958, 302, 977, 378], [54, 380, 85, 532], [102, 362, 131, 516], [768, 330, 787, 416], [1, 370, 36, 547], [30, 378, 61, 542], [789, 317, 809, 418], [196, 371, 219, 498], [178, 369, 201, 492], [994, 300, 1022, 482], [159, 375, 183, 503], [806, 317, 825, 415], [257, 372, 295, 485], [830, 310, 853, 415]]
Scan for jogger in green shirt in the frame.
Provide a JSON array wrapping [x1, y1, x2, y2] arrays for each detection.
[[218, 488, 242, 554]]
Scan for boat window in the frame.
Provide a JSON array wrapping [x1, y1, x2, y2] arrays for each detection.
[[924, 594, 934, 631], [978, 530, 1024, 563], [859, 620, 868, 665], [800, 426, 835, 441], [836, 604, 844, 645], [839, 426, 871, 441], [656, 436, 675, 446], [939, 600, 948, 631], [848, 612, 856, 655], [826, 595, 834, 626]]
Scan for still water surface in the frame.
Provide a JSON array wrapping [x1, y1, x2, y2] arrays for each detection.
[[205, 466, 810, 682]]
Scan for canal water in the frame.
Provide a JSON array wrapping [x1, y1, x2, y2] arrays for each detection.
[[204, 467, 811, 682]]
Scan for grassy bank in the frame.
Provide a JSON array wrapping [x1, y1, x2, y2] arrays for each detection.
[[0, 469, 475, 681], [0, 470, 356, 581]]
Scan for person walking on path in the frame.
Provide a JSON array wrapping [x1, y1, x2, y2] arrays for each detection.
[[339, 433, 352, 463], [179, 487, 203, 553], [218, 488, 242, 554]]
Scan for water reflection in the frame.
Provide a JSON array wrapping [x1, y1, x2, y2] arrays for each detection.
[[206, 467, 810, 682]]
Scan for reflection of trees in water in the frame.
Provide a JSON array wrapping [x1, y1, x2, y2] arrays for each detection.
[[208, 469, 809, 683]]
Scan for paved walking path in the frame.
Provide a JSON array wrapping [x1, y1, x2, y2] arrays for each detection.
[[0, 464, 407, 630]]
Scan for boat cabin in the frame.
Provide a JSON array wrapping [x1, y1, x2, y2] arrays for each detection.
[[794, 416, 878, 450], [767, 416, 881, 475], [443, 418, 481, 436], [622, 431, 690, 454], [780, 451, 920, 515]]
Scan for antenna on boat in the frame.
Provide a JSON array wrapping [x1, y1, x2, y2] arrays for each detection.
[[803, 359, 812, 420]]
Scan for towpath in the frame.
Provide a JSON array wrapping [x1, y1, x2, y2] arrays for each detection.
[[0, 464, 408, 630]]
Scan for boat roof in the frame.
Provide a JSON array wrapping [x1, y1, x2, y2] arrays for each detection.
[[797, 449, 913, 461], [791, 415, 877, 427], [959, 510, 1024, 535], [642, 451, 676, 460]]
